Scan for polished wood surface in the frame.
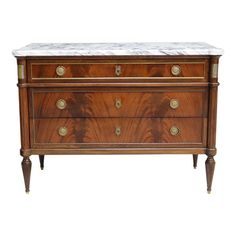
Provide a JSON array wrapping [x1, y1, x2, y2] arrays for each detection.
[[32, 118, 205, 144], [31, 62, 205, 78], [27, 57, 209, 83], [205, 156, 216, 194], [15, 54, 220, 193], [21, 157, 31, 193], [28, 147, 207, 155], [204, 56, 219, 193], [31, 90, 207, 118]]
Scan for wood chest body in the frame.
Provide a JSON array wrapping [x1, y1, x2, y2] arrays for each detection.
[[13, 43, 222, 193]]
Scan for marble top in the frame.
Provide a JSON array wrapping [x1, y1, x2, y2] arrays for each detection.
[[12, 42, 223, 57]]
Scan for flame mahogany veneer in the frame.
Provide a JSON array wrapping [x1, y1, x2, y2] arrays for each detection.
[[15, 50, 221, 193]]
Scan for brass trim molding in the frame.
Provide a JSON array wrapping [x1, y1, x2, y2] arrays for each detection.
[[32, 76, 205, 80], [30, 61, 206, 80], [31, 62, 206, 65], [18, 65, 25, 79], [211, 64, 218, 78]]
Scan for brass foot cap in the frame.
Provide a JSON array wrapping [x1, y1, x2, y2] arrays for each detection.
[[207, 190, 211, 194]]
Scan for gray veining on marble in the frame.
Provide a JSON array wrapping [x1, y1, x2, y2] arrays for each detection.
[[12, 42, 223, 57]]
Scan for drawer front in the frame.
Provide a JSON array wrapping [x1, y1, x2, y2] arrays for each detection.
[[30, 61, 206, 80], [31, 118, 206, 145], [31, 91, 207, 118]]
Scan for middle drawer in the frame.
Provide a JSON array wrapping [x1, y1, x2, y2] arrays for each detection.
[[31, 91, 207, 118]]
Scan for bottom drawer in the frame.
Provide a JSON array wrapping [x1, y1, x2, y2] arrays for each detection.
[[31, 118, 206, 145]]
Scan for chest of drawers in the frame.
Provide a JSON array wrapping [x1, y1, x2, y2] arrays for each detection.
[[13, 43, 223, 193]]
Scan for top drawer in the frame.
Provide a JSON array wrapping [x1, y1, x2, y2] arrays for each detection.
[[29, 60, 207, 81]]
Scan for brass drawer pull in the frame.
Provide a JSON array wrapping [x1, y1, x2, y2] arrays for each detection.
[[56, 66, 66, 76], [115, 98, 122, 109], [170, 126, 179, 136], [169, 99, 179, 109], [115, 65, 122, 76], [56, 99, 67, 110], [115, 127, 121, 136], [171, 65, 181, 76], [58, 127, 68, 136]]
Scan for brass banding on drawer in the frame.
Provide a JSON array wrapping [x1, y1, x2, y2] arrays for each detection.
[[32, 118, 206, 145], [31, 90, 207, 118], [30, 61, 206, 80]]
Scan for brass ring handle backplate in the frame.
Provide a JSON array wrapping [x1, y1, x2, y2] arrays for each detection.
[[115, 65, 122, 76], [56, 66, 66, 76], [115, 98, 122, 109], [171, 65, 181, 76], [115, 127, 121, 136], [56, 99, 67, 110], [169, 99, 179, 109], [170, 126, 180, 136], [58, 127, 68, 136]]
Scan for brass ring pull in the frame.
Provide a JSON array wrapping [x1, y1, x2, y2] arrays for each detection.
[[56, 99, 67, 110], [115, 127, 121, 136], [170, 126, 180, 136], [56, 66, 66, 76], [171, 65, 181, 76], [169, 99, 179, 109], [58, 127, 68, 136], [115, 98, 122, 109], [115, 65, 122, 76]]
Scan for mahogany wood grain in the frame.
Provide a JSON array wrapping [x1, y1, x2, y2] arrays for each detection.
[[18, 59, 30, 154], [31, 90, 208, 118], [20, 82, 209, 88], [21, 157, 32, 193], [28, 147, 207, 155], [204, 56, 220, 193], [32, 118, 205, 144], [205, 156, 216, 194], [15, 54, 220, 193], [28, 57, 209, 83], [31, 62, 205, 78], [207, 57, 219, 156]]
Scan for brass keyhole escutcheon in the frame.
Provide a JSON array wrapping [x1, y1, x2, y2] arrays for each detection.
[[170, 126, 180, 136], [58, 127, 68, 136], [115, 65, 122, 76], [169, 99, 179, 109], [171, 65, 181, 76], [115, 98, 122, 109], [56, 66, 66, 76], [115, 127, 121, 136], [56, 99, 67, 110]]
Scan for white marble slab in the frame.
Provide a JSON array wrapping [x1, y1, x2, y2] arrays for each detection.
[[12, 42, 223, 57]]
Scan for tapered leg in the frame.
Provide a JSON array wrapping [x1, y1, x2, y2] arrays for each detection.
[[39, 155, 45, 170], [205, 156, 216, 194], [21, 156, 32, 193], [193, 154, 198, 169]]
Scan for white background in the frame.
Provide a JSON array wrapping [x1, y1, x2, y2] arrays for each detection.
[[0, 0, 235, 235]]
